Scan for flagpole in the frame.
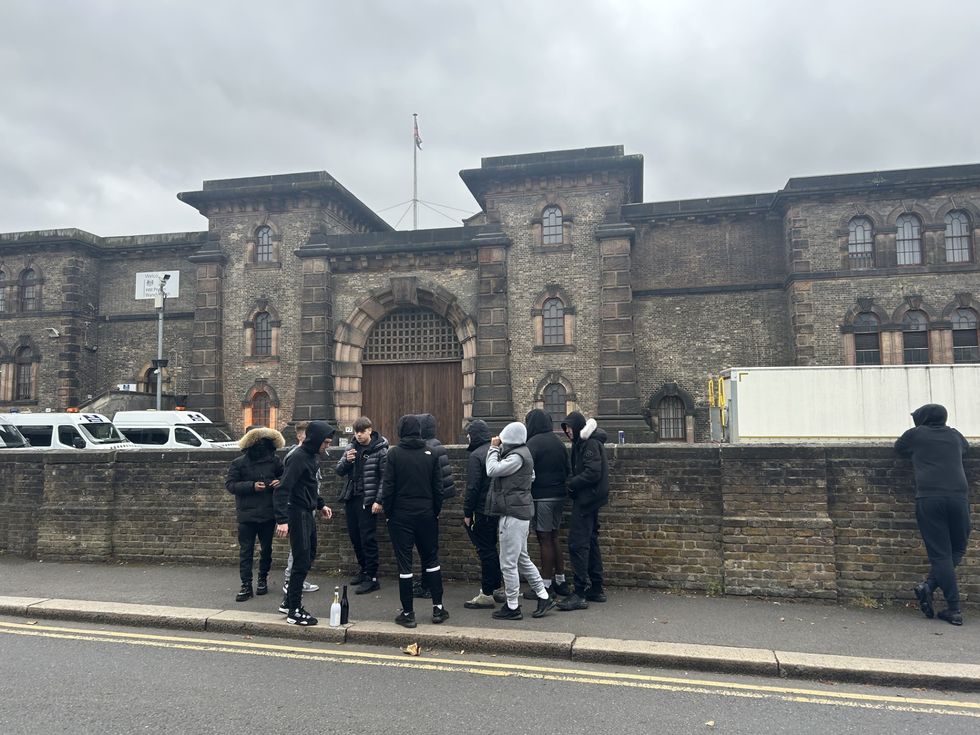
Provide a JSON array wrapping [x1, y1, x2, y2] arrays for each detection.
[[412, 113, 419, 230]]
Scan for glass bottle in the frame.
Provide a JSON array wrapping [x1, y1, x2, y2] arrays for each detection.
[[340, 584, 350, 625], [329, 586, 341, 627]]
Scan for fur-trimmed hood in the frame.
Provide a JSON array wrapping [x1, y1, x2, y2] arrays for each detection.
[[238, 427, 285, 451]]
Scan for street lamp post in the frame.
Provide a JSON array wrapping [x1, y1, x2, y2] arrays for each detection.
[[153, 274, 171, 411]]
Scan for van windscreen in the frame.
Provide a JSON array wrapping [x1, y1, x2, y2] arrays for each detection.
[[194, 425, 233, 442], [0, 424, 28, 448]]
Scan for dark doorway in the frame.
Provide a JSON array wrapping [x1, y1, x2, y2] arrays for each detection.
[[362, 362, 463, 444]]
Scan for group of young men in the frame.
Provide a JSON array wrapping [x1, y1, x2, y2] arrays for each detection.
[[225, 408, 611, 628]]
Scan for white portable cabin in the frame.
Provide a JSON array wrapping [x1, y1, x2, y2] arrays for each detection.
[[112, 410, 238, 449]]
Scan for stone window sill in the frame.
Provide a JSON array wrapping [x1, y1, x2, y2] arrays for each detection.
[[533, 344, 576, 354], [245, 262, 282, 271]]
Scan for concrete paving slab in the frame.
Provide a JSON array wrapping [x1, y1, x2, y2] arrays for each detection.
[[347, 620, 576, 658], [27, 599, 220, 630], [206, 609, 347, 643], [0, 596, 50, 616], [775, 650, 980, 693], [572, 636, 779, 676]]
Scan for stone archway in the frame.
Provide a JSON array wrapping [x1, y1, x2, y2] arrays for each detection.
[[332, 277, 477, 438]]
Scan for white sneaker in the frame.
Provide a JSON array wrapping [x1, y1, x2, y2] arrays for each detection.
[[302, 581, 319, 592], [463, 592, 496, 609]]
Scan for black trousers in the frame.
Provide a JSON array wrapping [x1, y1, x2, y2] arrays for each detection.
[[388, 512, 443, 611], [916, 495, 971, 611], [345, 496, 379, 578], [567, 506, 604, 596], [238, 519, 275, 584], [465, 512, 501, 595], [286, 508, 317, 611]]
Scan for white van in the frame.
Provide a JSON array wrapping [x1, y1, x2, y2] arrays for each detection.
[[112, 410, 238, 449], [0, 417, 29, 449], [0, 412, 138, 450]]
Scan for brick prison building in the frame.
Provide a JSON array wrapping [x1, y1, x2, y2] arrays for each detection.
[[1, 146, 978, 442]]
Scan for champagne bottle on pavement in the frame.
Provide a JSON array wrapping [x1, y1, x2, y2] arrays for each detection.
[[340, 584, 350, 625], [329, 586, 341, 627]]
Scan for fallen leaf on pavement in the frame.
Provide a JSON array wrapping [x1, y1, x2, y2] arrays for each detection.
[[25, 620, 37, 625], [705, 721, 715, 728], [402, 642, 421, 656]]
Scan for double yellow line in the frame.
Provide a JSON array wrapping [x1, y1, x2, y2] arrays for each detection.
[[1, 620, 978, 718]]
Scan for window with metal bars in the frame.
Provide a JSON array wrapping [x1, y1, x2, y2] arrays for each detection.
[[542, 384, 566, 430], [853, 312, 881, 365], [542, 206, 563, 245], [363, 308, 462, 363], [944, 211, 973, 263], [848, 218, 875, 269], [251, 392, 271, 427], [0, 270, 6, 313], [20, 269, 38, 311], [14, 347, 35, 400], [542, 298, 565, 345], [896, 214, 922, 265], [902, 310, 929, 364], [953, 308, 980, 363], [255, 226, 274, 262], [657, 396, 685, 440], [254, 312, 272, 356]]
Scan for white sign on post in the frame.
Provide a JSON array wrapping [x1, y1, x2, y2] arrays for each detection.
[[135, 271, 180, 300]]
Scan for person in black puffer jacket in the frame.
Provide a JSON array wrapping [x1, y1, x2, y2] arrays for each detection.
[[557, 411, 610, 612], [412, 413, 456, 598], [895, 403, 971, 626], [335, 415, 389, 595], [373, 414, 448, 628], [462, 419, 502, 609], [525, 408, 571, 598], [225, 427, 285, 602]]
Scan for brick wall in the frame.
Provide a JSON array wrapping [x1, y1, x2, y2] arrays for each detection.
[[2, 444, 975, 604]]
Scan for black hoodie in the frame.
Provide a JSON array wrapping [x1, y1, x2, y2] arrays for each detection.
[[274, 420, 335, 522], [463, 419, 493, 517], [378, 415, 443, 517], [525, 408, 570, 500], [895, 404, 969, 498], [562, 411, 610, 513], [417, 413, 456, 499]]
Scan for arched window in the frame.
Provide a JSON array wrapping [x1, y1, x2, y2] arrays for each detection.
[[542, 205, 563, 245], [251, 391, 271, 427], [902, 310, 929, 364], [657, 396, 685, 440], [895, 214, 922, 266], [19, 268, 39, 311], [848, 217, 874, 269], [0, 270, 6, 313], [944, 211, 973, 263], [255, 226, 274, 262], [952, 308, 980, 363], [542, 383, 567, 430], [14, 346, 35, 400], [254, 312, 272, 356], [542, 297, 565, 345], [141, 367, 156, 394], [853, 312, 881, 365]]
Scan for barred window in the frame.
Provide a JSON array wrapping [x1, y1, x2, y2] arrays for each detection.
[[20, 268, 38, 311], [542, 298, 565, 345], [0, 270, 6, 313], [902, 310, 929, 364], [895, 214, 922, 265], [14, 346, 35, 400], [944, 211, 973, 263], [254, 312, 272, 356], [364, 308, 462, 363], [542, 383, 566, 430], [953, 308, 980, 363], [853, 312, 881, 365], [542, 206, 563, 245], [848, 217, 875, 269], [251, 391, 271, 427], [255, 226, 274, 262], [657, 396, 685, 440]]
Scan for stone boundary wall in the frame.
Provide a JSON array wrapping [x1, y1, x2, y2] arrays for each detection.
[[0, 445, 976, 604]]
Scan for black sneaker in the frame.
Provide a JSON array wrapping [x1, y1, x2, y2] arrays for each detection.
[[432, 606, 450, 624], [286, 607, 318, 626], [278, 597, 290, 614], [235, 583, 253, 602], [913, 582, 934, 619], [557, 593, 589, 611], [256, 577, 269, 596], [532, 595, 557, 619], [412, 580, 432, 599], [355, 578, 380, 595], [523, 588, 544, 600], [585, 588, 607, 603], [938, 609, 963, 626], [349, 571, 367, 586], [552, 580, 571, 597], [492, 604, 523, 621], [395, 610, 417, 628]]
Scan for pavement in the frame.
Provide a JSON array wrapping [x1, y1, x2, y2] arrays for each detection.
[[1, 556, 978, 692]]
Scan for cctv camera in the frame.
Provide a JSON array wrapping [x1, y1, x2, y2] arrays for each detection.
[[45, 327, 60, 338]]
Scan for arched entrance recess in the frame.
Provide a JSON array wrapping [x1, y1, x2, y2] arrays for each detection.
[[333, 280, 477, 442]]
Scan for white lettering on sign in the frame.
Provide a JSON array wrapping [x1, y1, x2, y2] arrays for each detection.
[[135, 271, 180, 300]]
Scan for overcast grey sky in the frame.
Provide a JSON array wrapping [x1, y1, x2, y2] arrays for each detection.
[[2, 0, 978, 235]]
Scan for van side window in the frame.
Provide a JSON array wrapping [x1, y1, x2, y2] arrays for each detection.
[[19, 426, 52, 447], [120, 428, 168, 445], [174, 427, 202, 447], [58, 425, 83, 446]]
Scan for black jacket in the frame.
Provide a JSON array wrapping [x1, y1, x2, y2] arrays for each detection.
[[463, 419, 493, 517], [225, 428, 284, 523], [335, 431, 390, 507], [418, 413, 456, 499], [525, 408, 570, 500], [274, 420, 335, 523], [895, 404, 970, 498], [562, 411, 610, 514], [378, 415, 443, 518]]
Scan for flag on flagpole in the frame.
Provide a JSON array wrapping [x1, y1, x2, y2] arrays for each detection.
[[413, 115, 423, 150]]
